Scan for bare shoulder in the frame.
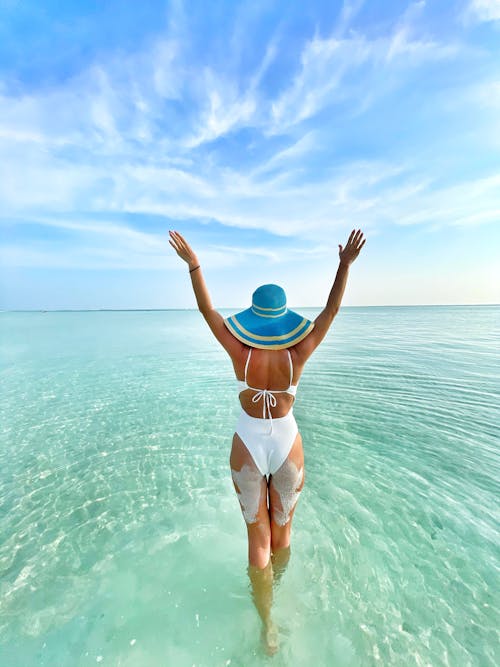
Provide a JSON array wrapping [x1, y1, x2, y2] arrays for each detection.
[[290, 334, 315, 366], [291, 308, 338, 362], [289, 343, 310, 377], [228, 343, 250, 374]]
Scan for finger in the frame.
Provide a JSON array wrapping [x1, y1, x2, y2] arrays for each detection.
[[169, 232, 181, 248], [168, 239, 179, 251], [348, 230, 359, 248], [171, 231, 186, 251], [356, 233, 364, 247], [173, 230, 188, 244], [353, 238, 365, 253], [347, 229, 355, 245], [174, 231, 189, 252], [358, 238, 366, 250]]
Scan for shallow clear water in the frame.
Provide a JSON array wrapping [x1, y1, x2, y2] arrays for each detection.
[[1, 306, 499, 666]]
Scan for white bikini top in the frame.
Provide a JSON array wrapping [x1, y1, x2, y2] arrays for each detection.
[[237, 348, 298, 421]]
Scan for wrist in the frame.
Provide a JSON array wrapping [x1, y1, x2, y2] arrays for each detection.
[[339, 259, 350, 269], [188, 259, 199, 271]]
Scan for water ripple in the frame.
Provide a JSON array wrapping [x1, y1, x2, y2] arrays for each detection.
[[1, 307, 499, 666]]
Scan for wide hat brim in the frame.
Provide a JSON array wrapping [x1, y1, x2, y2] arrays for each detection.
[[224, 307, 314, 350]]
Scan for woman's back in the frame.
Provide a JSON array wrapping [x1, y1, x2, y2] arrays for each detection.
[[233, 347, 305, 419]]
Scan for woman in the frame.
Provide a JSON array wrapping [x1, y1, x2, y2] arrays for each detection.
[[169, 228, 366, 654]]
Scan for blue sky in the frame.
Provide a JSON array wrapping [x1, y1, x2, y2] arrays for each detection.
[[0, 0, 499, 309]]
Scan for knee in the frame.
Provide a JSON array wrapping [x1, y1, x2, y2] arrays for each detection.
[[247, 526, 271, 569], [271, 527, 291, 551], [248, 543, 271, 569]]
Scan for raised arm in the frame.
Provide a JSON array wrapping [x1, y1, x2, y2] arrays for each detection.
[[295, 229, 366, 359], [168, 230, 244, 356]]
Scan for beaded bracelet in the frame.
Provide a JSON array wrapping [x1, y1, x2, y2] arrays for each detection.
[[189, 265, 201, 274]]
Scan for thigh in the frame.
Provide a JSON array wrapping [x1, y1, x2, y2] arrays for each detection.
[[230, 433, 269, 526], [268, 431, 305, 528]]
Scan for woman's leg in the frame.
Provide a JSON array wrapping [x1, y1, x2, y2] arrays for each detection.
[[230, 433, 271, 568], [270, 545, 291, 586], [269, 432, 305, 583], [230, 433, 279, 653]]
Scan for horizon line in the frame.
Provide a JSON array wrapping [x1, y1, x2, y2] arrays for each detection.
[[1, 303, 499, 312]]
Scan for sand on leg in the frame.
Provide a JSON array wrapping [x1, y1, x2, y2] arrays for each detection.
[[230, 433, 279, 655], [269, 432, 305, 585]]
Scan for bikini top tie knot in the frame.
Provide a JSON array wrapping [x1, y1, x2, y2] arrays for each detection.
[[251, 388, 277, 421]]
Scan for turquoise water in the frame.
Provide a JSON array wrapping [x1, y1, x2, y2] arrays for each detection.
[[1, 306, 499, 666]]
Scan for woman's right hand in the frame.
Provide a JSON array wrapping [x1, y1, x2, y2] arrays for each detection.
[[168, 230, 199, 269], [338, 229, 366, 266]]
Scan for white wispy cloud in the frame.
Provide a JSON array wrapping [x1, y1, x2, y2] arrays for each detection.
[[269, 24, 459, 133], [0, 1, 498, 277], [473, 80, 500, 108], [249, 131, 318, 177], [269, 34, 370, 131], [334, 0, 367, 37], [183, 71, 258, 148], [465, 0, 500, 23], [0, 212, 240, 270], [394, 173, 500, 227], [0, 241, 241, 270]]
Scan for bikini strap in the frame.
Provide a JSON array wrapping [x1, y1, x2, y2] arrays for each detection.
[[287, 349, 293, 386], [244, 348, 252, 385]]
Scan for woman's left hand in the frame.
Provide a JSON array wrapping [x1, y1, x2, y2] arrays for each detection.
[[168, 230, 199, 268]]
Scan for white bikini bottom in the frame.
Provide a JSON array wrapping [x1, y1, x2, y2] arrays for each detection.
[[234, 408, 299, 480], [232, 409, 304, 526]]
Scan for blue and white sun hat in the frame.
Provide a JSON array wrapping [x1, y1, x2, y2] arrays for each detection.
[[223, 284, 314, 350]]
